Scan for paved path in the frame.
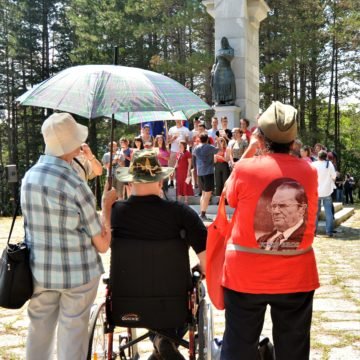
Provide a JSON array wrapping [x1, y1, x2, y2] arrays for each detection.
[[0, 205, 359, 359]]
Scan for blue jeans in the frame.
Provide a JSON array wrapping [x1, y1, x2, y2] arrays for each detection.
[[336, 189, 343, 203], [317, 196, 334, 235]]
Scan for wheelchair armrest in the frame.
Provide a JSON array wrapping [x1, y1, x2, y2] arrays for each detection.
[[102, 275, 110, 285], [190, 269, 206, 303], [192, 265, 205, 282]]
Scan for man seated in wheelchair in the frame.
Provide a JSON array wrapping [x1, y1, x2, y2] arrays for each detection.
[[110, 150, 207, 360]]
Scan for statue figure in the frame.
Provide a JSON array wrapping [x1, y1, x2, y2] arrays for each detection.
[[211, 37, 236, 106]]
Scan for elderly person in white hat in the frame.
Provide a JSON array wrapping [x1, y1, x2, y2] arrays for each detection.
[[21, 112, 117, 360], [219, 101, 319, 359]]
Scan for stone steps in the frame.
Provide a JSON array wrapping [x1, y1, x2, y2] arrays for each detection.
[[164, 187, 219, 205], [317, 202, 355, 234], [165, 189, 355, 231], [317, 206, 355, 234], [318, 202, 343, 220]]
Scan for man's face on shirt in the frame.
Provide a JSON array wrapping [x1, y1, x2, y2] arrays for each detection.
[[270, 188, 305, 232]]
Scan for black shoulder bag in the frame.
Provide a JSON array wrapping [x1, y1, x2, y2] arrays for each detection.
[[0, 201, 33, 309]]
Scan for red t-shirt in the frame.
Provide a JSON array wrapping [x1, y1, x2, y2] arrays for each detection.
[[244, 129, 251, 143], [223, 153, 320, 294], [215, 148, 227, 163]]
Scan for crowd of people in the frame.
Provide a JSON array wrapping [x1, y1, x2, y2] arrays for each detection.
[[95, 115, 356, 221]]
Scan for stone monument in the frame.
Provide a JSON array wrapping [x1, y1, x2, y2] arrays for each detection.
[[211, 36, 236, 106], [203, 0, 269, 128]]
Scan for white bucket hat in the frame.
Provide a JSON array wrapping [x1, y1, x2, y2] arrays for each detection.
[[41, 112, 88, 156]]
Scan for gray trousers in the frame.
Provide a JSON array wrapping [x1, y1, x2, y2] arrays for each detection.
[[26, 275, 100, 360]]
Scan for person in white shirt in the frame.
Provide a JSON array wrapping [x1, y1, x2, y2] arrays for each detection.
[[189, 117, 201, 148], [168, 120, 190, 186], [207, 117, 219, 140], [312, 150, 336, 237], [217, 116, 232, 143]]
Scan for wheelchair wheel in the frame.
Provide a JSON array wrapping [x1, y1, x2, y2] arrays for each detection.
[[87, 302, 113, 360], [197, 299, 214, 360]]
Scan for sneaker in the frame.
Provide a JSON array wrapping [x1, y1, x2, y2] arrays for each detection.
[[321, 234, 334, 238], [154, 335, 185, 360]]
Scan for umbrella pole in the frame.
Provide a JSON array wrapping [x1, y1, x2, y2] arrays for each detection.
[[108, 114, 116, 189], [165, 120, 169, 143], [108, 46, 119, 190]]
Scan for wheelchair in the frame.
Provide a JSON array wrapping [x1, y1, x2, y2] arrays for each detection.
[[87, 233, 275, 360], [87, 234, 215, 360], [87, 272, 214, 360]]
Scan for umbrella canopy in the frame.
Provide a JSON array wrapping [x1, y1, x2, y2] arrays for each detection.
[[113, 110, 187, 124], [16, 83, 41, 103], [17, 65, 210, 124]]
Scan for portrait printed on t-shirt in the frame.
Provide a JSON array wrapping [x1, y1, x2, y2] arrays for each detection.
[[254, 178, 308, 251]]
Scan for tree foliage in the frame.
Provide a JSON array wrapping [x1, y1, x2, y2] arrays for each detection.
[[0, 0, 359, 214]]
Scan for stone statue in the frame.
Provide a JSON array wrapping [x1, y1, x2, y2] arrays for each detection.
[[211, 37, 236, 106]]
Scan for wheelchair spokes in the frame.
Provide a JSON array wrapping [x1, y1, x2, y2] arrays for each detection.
[[119, 329, 135, 359], [88, 303, 117, 360], [197, 299, 215, 360]]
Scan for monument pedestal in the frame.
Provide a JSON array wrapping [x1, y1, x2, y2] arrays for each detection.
[[214, 105, 241, 129]]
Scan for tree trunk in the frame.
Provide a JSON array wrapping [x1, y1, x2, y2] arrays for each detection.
[[326, 35, 335, 145], [42, 0, 50, 79], [298, 62, 306, 133], [21, 59, 30, 168], [188, 25, 194, 89], [309, 51, 318, 142], [334, 42, 340, 169]]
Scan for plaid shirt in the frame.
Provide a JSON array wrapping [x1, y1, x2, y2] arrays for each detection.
[[21, 155, 104, 289]]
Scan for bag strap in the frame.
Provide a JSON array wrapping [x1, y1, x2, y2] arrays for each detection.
[[73, 157, 88, 180], [227, 244, 313, 256], [217, 191, 228, 220], [7, 200, 20, 245], [215, 190, 236, 239], [225, 197, 237, 238]]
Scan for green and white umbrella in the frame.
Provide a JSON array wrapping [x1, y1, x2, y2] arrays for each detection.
[[17, 64, 210, 183], [17, 64, 209, 124]]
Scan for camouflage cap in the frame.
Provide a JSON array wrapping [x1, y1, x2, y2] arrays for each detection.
[[115, 150, 174, 183]]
